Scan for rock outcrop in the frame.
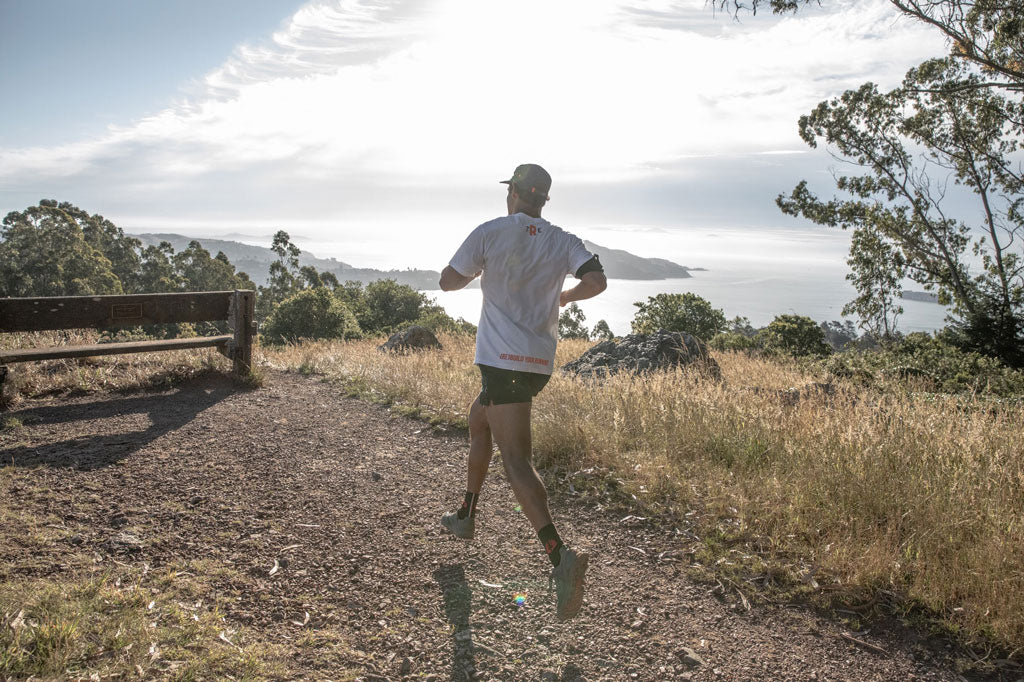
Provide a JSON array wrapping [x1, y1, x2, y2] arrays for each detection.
[[378, 325, 442, 353], [561, 329, 721, 379]]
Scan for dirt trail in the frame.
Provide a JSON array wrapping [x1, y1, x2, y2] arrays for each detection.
[[0, 371, 989, 680]]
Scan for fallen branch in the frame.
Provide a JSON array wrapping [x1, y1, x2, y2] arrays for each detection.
[[839, 632, 888, 657]]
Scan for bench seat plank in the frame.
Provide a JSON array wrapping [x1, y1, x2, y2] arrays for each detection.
[[0, 335, 232, 364]]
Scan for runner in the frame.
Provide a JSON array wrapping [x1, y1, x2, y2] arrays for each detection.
[[438, 163, 608, 620]]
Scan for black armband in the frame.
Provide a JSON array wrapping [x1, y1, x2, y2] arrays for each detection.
[[574, 254, 603, 279]]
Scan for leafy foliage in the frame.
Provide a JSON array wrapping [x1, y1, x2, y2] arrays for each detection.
[[728, 315, 758, 337], [631, 293, 727, 341], [842, 227, 905, 340], [0, 202, 471, 345], [820, 319, 862, 351], [251, 232, 467, 338], [261, 287, 361, 344], [720, 0, 1024, 91], [73, 203, 143, 291], [709, 331, 762, 353], [172, 241, 253, 293], [1, 200, 254, 301], [414, 305, 477, 336], [137, 242, 182, 293], [358, 279, 432, 336], [771, 0, 1024, 365], [759, 314, 832, 357], [559, 303, 590, 340], [591, 319, 615, 341], [1, 201, 124, 296], [256, 231, 304, 321], [822, 332, 1024, 395], [332, 280, 370, 324]]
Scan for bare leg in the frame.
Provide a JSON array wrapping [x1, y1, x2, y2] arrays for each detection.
[[485, 401, 554, 533], [466, 398, 492, 494]]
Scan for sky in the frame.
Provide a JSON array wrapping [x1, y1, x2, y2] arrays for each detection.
[[0, 0, 950, 269]]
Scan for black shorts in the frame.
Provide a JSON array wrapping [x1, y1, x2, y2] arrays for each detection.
[[477, 364, 551, 406]]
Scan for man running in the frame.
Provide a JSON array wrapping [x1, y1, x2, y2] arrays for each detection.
[[438, 163, 608, 621]]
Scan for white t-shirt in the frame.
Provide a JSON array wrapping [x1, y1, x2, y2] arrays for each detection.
[[449, 213, 595, 375]]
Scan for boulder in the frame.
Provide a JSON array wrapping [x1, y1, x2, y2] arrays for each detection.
[[378, 325, 442, 353], [561, 329, 721, 380]]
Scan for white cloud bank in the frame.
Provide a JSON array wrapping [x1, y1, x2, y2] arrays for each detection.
[[1, 0, 947, 249]]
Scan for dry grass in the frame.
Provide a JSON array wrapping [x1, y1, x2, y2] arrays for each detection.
[[0, 563, 288, 679], [263, 335, 1024, 654]]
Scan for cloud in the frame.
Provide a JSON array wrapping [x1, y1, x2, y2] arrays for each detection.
[[196, 0, 426, 99], [0, 0, 948, 236]]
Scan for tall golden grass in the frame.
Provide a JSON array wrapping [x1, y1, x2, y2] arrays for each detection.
[[264, 335, 1024, 652]]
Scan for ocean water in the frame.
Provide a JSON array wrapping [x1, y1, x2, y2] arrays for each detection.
[[427, 272, 949, 337], [422, 226, 951, 336]]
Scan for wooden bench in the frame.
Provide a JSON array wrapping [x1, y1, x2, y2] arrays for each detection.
[[0, 290, 256, 375]]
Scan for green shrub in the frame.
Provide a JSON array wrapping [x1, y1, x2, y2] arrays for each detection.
[[262, 287, 361, 344], [358, 279, 432, 336], [822, 332, 1024, 396], [415, 306, 477, 336], [709, 331, 762, 353], [631, 293, 727, 341], [759, 314, 831, 357]]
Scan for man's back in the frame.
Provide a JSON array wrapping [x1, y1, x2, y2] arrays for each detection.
[[450, 212, 593, 374]]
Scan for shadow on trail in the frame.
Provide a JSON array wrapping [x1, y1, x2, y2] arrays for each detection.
[[434, 563, 478, 682], [559, 663, 586, 681], [1, 375, 236, 470], [433, 563, 589, 681]]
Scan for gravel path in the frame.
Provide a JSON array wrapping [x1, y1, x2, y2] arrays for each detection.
[[0, 371, 998, 681]]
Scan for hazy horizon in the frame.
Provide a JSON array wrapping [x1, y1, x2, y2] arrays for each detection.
[[120, 221, 951, 334]]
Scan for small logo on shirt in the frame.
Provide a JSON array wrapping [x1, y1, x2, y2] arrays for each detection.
[[527, 224, 542, 236]]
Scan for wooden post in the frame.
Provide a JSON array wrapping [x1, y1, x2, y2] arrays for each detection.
[[230, 289, 255, 376]]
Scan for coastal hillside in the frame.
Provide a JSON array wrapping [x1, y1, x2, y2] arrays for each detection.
[[131, 233, 697, 289], [583, 240, 694, 279], [132, 233, 440, 290]]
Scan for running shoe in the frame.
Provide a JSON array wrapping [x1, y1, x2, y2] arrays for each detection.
[[549, 546, 588, 620], [440, 511, 475, 540]]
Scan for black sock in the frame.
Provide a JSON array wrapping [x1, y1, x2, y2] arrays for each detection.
[[456, 491, 478, 520], [538, 524, 564, 567]]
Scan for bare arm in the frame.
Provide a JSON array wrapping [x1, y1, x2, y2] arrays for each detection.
[[560, 271, 607, 307], [439, 265, 478, 291]]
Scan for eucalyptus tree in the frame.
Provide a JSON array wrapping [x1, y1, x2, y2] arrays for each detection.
[[777, 59, 1022, 362], [718, 0, 1024, 363], [172, 240, 254, 292], [0, 200, 123, 296]]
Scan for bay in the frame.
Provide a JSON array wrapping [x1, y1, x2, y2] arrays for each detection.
[[424, 225, 950, 336]]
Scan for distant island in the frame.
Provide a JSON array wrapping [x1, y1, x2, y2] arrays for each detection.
[[583, 240, 699, 280], [901, 290, 942, 304], [131, 233, 699, 290]]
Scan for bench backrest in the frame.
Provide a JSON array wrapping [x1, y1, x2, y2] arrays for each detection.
[[0, 291, 235, 332]]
